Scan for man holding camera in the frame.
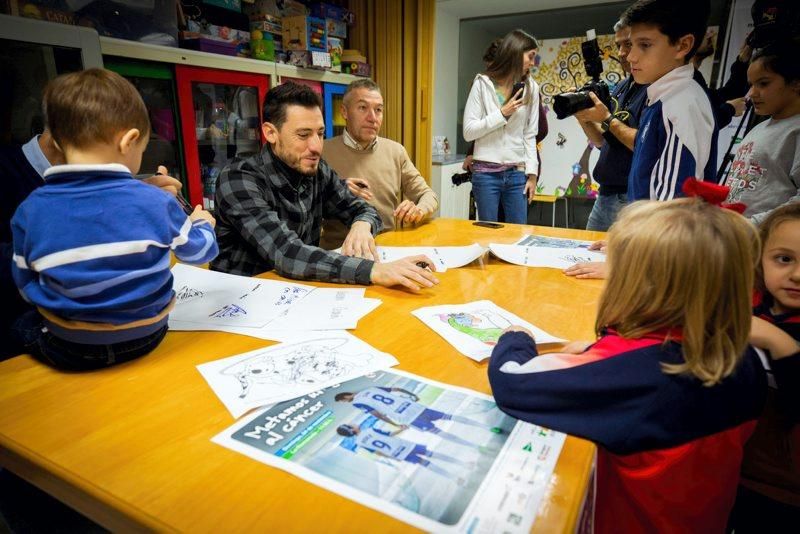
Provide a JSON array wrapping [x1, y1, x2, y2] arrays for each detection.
[[574, 21, 648, 231]]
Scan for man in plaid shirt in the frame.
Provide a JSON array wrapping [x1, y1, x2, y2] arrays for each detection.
[[212, 83, 439, 292]]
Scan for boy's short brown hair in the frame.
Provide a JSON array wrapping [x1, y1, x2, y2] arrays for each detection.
[[43, 68, 150, 150]]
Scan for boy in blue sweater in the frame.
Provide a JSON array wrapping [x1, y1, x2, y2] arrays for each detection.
[[10, 69, 218, 370], [623, 0, 718, 201]]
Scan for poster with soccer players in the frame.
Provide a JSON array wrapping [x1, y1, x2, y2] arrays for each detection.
[[213, 369, 566, 532]]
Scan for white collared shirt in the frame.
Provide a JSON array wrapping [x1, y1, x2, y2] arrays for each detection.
[[342, 128, 378, 151]]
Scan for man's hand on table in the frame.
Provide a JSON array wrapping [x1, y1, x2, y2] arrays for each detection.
[[370, 254, 440, 293], [342, 221, 378, 260]]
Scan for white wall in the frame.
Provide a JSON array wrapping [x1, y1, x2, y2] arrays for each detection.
[[433, 6, 460, 155], [455, 26, 497, 154]]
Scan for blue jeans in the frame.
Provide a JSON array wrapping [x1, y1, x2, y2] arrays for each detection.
[[471, 169, 528, 224], [12, 310, 168, 371], [586, 193, 628, 231]]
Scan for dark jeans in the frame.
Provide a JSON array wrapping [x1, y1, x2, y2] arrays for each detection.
[[12, 310, 168, 371], [471, 169, 528, 224]]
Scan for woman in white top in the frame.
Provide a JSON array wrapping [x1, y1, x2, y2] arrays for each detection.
[[463, 29, 540, 224]]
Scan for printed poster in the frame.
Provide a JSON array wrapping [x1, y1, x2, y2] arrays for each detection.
[[213, 369, 566, 532]]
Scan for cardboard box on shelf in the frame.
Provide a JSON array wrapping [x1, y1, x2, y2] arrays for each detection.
[[282, 15, 326, 52], [341, 49, 367, 63]]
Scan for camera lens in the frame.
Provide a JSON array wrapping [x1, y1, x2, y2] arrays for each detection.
[[553, 91, 594, 119]]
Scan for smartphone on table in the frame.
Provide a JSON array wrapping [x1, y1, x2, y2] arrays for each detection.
[[473, 221, 504, 229]]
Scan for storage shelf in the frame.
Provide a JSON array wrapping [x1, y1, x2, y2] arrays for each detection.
[[99, 37, 361, 86]]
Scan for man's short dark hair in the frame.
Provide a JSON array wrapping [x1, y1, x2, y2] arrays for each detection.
[[263, 82, 322, 129], [622, 0, 710, 61]]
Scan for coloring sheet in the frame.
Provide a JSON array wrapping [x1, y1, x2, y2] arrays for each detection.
[[377, 244, 486, 272], [198, 331, 398, 418], [412, 300, 565, 361], [267, 288, 370, 331], [170, 297, 382, 340], [515, 234, 594, 249], [170, 264, 314, 328], [490, 244, 606, 270], [213, 369, 565, 533]]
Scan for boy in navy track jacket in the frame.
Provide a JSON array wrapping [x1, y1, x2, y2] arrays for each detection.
[[623, 0, 718, 201]]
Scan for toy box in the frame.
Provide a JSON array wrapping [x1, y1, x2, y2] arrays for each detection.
[[287, 49, 312, 68], [343, 61, 370, 77], [9, 0, 179, 46], [309, 2, 353, 24], [327, 36, 342, 72], [282, 15, 326, 52], [325, 18, 346, 38], [287, 49, 330, 70]]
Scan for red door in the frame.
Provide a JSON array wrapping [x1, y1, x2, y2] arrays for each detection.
[[176, 66, 270, 209]]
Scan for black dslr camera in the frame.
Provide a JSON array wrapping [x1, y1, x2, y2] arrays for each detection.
[[451, 171, 472, 186], [553, 30, 613, 120]]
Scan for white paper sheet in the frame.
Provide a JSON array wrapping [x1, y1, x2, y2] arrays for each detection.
[[515, 234, 594, 249], [212, 369, 566, 533], [267, 288, 371, 331], [170, 298, 383, 341], [411, 300, 565, 361], [170, 264, 315, 328], [197, 331, 398, 418], [490, 244, 606, 270], [377, 244, 486, 272]]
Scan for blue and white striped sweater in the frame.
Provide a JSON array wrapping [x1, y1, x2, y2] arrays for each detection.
[[628, 64, 718, 201], [11, 163, 218, 344]]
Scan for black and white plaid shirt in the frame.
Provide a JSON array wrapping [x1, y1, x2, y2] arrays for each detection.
[[210, 145, 381, 284]]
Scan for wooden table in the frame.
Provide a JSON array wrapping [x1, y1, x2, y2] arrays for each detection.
[[0, 219, 605, 532]]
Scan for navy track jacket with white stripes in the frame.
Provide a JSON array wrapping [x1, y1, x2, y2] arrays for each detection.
[[628, 64, 718, 201], [11, 164, 218, 344]]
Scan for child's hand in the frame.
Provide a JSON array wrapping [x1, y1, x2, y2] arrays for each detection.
[[561, 340, 593, 354], [750, 316, 800, 359], [563, 261, 607, 279], [502, 325, 535, 340], [588, 240, 607, 252], [190, 205, 216, 229]]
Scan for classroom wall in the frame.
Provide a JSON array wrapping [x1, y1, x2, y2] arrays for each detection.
[[433, 6, 460, 156]]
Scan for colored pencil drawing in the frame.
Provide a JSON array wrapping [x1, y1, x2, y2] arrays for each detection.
[[438, 310, 512, 346]]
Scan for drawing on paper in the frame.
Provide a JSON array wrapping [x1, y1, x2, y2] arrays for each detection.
[[210, 304, 247, 319], [517, 235, 590, 249], [275, 286, 310, 307], [176, 285, 204, 302], [559, 254, 593, 264], [221, 338, 373, 398], [438, 311, 512, 346]]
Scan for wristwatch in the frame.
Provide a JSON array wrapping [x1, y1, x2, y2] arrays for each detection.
[[600, 114, 615, 133]]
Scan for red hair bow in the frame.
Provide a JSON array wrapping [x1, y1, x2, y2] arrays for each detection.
[[682, 178, 747, 214]]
